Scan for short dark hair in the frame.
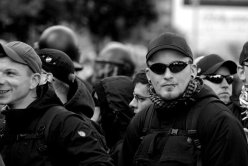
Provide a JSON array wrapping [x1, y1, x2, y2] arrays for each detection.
[[133, 69, 148, 85]]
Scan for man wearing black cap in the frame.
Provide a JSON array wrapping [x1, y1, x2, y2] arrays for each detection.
[[0, 42, 114, 166], [196, 54, 237, 105], [36, 48, 94, 118], [119, 32, 248, 166]]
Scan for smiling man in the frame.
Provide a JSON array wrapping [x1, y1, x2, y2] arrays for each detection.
[[0, 42, 114, 166], [119, 32, 248, 166]]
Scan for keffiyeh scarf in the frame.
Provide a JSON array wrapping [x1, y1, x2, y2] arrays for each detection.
[[148, 77, 203, 110], [239, 85, 248, 121]]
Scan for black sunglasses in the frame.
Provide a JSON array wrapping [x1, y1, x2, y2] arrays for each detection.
[[148, 61, 192, 75], [204, 75, 234, 84]]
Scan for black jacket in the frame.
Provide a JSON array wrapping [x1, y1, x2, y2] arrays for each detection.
[[94, 76, 134, 149], [0, 83, 114, 166], [94, 76, 134, 165], [65, 77, 95, 118], [119, 85, 248, 166]]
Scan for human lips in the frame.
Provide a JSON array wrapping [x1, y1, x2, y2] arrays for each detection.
[[162, 83, 176, 87], [0, 90, 10, 94], [219, 92, 230, 96]]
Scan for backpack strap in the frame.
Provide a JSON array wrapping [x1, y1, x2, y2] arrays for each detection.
[[142, 104, 156, 134], [186, 96, 221, 166], [35, 105, 66, 153], [186, 96, 221, 149]]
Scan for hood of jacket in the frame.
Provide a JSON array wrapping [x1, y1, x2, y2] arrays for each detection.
[[64, 77, 94, 118], [93, 76, 134, 148]]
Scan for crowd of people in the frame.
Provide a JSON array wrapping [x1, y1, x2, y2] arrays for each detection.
[[0, 25, 248, 166]]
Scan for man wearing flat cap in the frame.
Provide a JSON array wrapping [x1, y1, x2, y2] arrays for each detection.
[[119, 32, 248, 166], [0, 41, 114, 166]]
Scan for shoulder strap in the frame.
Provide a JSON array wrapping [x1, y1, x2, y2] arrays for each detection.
[[35, 105, 66, 152], [142, 104, 156, 133], [186, 96, 221, 166], [38, 106, 66, 141], [186, 96, 220, 148]]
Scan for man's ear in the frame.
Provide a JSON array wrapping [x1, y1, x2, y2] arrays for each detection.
[[30, 73, 41, 89], [237, 65, 246, 82], [190, 64, 197, 78], [145, 67, 151, 82]]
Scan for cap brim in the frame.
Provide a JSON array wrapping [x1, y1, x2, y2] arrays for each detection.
[[73, 61, 83, 71], [0, 44, 26, 65], [203, 60, 237, 75], [146, 45, 192, 62]]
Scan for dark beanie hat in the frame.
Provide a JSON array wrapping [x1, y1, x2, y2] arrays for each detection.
[[36, 48, 76, 84], [146, 32, 193, 63], [196, 54, 237, 76], [239, 41, 248, 65]]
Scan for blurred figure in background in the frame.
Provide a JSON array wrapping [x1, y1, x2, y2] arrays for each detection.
[[36, 25, 83, 71], [91, 42, 136, 85], [36, 48, 94, 118], [92, 76, 134, 165], [129, 69, 152, 114]]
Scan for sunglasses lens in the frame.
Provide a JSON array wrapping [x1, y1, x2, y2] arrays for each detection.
[[205, 75, 223, 84], [149, 63, 166, 75], [169, 62, 188, 73], [149, 61, 189, 75], [225, 76, 233, 84], [205, 75, 233, 84]]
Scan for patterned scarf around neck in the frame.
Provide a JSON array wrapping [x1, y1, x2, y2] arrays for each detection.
[[148, 77, 203, 110]]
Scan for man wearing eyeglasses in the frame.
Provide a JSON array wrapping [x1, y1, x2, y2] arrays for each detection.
[[119, 32, 248, 166], [195, 54, 237, 105], [129, 69, 152, 114]]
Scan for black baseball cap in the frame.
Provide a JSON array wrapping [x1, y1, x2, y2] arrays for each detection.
[[146, 32, 193, 63]]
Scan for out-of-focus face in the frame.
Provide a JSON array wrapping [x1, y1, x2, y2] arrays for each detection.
[[203, 67, 233, 104], [129, 83, 152, 114], [0, 57, 38, 109], [238, 62, 248, 85], [146, 50, 195, 100]]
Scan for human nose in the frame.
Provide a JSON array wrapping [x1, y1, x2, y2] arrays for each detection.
[[221, 78, 229, 88], [129, 98, 137, 109], [163, 67, 173, 79]]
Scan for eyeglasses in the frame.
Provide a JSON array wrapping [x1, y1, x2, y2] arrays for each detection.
[[148, 61, 192, 75], [203, 75, 234, 84]]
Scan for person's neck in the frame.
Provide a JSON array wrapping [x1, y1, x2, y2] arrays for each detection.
[[54, 83, 69, 104]]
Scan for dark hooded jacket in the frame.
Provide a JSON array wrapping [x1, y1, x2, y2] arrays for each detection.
[[94, 76, 134, 164], [119, 85, 248, 166], [66, 77, 94, 118], [0, 83, 114, 166]]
